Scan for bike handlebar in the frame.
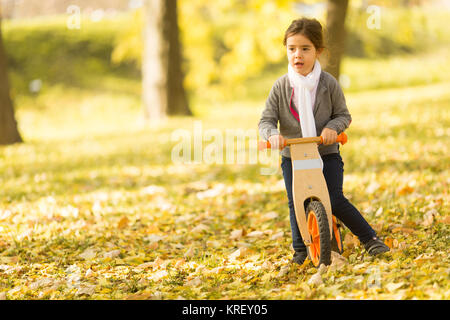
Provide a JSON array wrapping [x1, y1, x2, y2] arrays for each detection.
[[258, 132, 348, 151]]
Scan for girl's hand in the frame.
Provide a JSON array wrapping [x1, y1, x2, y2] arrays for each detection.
[[268, 134, 286, 150], [320, 128, 338, 145]]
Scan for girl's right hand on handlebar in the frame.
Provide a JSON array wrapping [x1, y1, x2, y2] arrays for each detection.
[[268, 134, 286, 150]]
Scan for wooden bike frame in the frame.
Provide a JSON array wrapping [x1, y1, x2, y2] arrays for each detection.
[[258, 133, 347, 249]]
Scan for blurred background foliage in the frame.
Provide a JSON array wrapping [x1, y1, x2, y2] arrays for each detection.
[[2, 0, 450, 103]]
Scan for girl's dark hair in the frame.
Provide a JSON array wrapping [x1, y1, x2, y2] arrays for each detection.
[[283, 18, 325, 51]]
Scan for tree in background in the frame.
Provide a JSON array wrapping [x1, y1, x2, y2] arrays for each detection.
[[0, 17, 22, 145], [142, 0, 191, 122], [325, 0, 349, 80], [116, 1, 353, 103]]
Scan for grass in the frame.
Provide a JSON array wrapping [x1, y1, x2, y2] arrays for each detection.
[[0, 50, 449, 300]]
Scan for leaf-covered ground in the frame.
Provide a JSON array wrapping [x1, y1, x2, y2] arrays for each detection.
[[0, 78, 449, 300]]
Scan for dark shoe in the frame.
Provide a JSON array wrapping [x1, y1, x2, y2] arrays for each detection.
[[363, 237, 390, 256], [292, 250, 308, 265]]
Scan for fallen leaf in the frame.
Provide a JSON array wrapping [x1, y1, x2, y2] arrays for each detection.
[[152, 257, 165, 268], [375, 207, 383, 216], [191, 223, 209, 233], [0, 256, 18, 264], [79, 248, 97, 260], [126, 292, 153, 300], [209, 266, 224, 274], [270, 231, 284, 240], [29, 278, 53, 290], [118, 216, 129, 229], [247, 230, 264, 238], [185, 277, 202, 286], [147, 242, 158, 250], [229, 248, 249, 260], [398, 241, 408, 250], [277, 265, 290, 277], [196, 184, 225, 200], [392, 238, 399, 248], [330, 251, 348, 271], [397, 185, 414, 195], [103, 250, 121, 259], [307, 273, 323, 286], [318, 263, 328, 274], [206, 240, 221, 248], [85, 269, 94, 278], [299, 283, 312, 297], [392, 227, 415, 234], [184, 247, 195, 258], [385, 282, 405, 292], [422, 210, 436, 227], [262, 211, 278, 221], [184, 181, 209, 194], [136, 262, 153, 270], [261, 261, 273, 270], [147, 225, 161, 233], [149, 270, 168, 281], [141, 185, 166, 195], [384, 237, 395, 249], [439, 215, 450, 225], [343, 233, 359, 249], [230, 229, 243, 240], [76, 285, 96, 296], [145, 234, 165, 243], [174, 259, 186, 268], [366, 182, 380, 194]]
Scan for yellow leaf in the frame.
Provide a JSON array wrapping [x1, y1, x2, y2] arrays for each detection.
[[391, 227, 415, 234], [126, 292, 152, 300], [147, 242, 158, 250], [397, 186, 414, 195], [343, 233, 359, 249], [440, 216, 450, 225], [147, 225, 160, 233], [230, 229, 243, 240], [118, 216, 129, 229], [385, 282, 405, 292], [384, 237, 395, 249]]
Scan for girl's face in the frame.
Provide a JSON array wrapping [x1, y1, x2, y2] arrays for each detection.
[[286, 33, 322, 76]]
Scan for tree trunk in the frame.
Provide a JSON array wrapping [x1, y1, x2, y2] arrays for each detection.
[[0, 17, 22, 145], [325, 0, 349, 80], [142, 0, 191, 123]]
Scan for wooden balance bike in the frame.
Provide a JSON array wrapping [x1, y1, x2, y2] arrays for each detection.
[[259, 132, 347, 267]]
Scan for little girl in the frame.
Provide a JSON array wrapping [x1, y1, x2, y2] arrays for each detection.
[[258, 18, 389, 265]]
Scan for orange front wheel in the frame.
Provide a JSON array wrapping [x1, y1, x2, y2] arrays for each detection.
[[306, 201, 331, 267]]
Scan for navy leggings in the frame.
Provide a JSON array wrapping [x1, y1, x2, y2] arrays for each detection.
[[281, 153, 376, 252]]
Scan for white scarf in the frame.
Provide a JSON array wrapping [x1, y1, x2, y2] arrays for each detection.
[[288, 60, 322, 137]]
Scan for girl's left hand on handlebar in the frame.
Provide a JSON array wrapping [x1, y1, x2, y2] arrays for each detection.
[[320, 128, 338, 145], [268, 134, 286, 150]]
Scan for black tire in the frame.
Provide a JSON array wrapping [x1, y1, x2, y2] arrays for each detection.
[[331, 217, 344, 254], [305, 201, 331, 267]]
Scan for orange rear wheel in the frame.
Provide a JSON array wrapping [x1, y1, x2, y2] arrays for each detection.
[[331, 216, 343, 254]]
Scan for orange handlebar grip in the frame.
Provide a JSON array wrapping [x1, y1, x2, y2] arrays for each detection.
[[336, 132, 348, 145], [258, 140, 271, 151], [257, 139, 287, 150], [320, 132, 348, 145]]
